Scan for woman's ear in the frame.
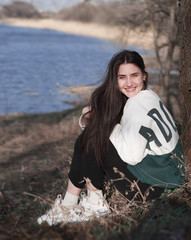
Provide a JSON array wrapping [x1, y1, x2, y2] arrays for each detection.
[[143, 72, 147, 81], [143, 68, 147, 81]]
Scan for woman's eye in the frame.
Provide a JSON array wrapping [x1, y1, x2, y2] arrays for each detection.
[[118, 75, 125, 80]]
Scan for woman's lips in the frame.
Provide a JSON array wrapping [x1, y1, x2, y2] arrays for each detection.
[[125, 87, 136, 92]]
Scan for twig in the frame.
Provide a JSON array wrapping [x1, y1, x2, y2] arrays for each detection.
[[133, 180, 146, 203], [23, 192, 53, 206], [19, 227, 32, 239], [109, 205, 135, 222], [10, 216, 20, 233]]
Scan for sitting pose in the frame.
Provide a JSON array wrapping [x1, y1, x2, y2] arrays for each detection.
[[38, 50, 185, 225]]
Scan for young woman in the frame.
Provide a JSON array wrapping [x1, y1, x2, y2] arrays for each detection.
[[38, 50, 185, 226]]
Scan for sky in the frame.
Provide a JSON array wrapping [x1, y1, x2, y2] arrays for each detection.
[[0, 0, 112, 11]]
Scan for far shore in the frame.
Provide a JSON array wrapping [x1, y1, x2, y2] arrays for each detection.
[[2, 18, 154, 49]]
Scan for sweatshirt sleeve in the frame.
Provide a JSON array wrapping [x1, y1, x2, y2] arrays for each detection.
[[109, 101, 149, 165], [79, 115, 85, 130]]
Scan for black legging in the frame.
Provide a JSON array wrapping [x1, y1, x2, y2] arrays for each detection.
[[68, 134, 164, 201]]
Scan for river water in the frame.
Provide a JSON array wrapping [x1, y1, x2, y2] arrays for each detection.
[[0, 23, 151, 115]]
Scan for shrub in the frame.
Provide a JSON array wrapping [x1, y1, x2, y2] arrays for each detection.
[[57, 2, 97, 22], [2, 1, 41, 18]]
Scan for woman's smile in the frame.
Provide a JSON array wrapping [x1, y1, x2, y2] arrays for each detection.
[[125, 86, 136, 92]]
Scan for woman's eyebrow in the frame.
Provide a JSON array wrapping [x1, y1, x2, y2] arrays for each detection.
[[117, 74, 126, 76], [131, 72, 139, 75], [117, 74, 126, 78], [118, 71, 140, 77]]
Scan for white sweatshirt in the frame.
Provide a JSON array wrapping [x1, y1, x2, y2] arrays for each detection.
[[109, 89, 179, 166]]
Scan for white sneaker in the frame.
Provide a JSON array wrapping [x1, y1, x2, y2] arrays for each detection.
[[37, 194, 90, 225], [37, 194, 76, 226], [79, 191, 111, 218], [37, 192, 111, 226]]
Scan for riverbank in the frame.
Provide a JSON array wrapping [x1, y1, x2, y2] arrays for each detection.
[[2, 18, 154, 49]]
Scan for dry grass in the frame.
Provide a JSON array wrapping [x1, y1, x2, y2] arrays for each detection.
[[2, 18, 154, 50], [0, 112, 81, 162], [0, 104, 191, 240]]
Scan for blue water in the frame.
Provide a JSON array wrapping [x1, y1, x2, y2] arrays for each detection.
[[0, 23, 152, 115]]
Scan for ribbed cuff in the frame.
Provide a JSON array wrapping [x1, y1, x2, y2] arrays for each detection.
[[79, 115, 85, 130]]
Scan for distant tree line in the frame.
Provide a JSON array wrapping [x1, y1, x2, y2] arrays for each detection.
[[0, 1, 40, 18], [56, 1, 126, 24], [0, 1, 128, 23]]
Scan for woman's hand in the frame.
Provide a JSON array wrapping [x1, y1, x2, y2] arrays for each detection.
[[79, 106, 91, 130]]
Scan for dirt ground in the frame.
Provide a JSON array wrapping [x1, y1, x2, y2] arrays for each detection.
[[0, 107, 81, 239], [0, 103, 191, 240]]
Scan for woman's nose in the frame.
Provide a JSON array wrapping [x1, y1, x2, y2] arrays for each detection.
[[125, 77, 132, 87]]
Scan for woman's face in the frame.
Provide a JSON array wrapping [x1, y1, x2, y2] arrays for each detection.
[[117, 63, 146, 98]]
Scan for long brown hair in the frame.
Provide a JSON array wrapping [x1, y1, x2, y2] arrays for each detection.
[[81, 50, 148, 166]]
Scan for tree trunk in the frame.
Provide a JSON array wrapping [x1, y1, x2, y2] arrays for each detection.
[[163, 4, 176, 95], [145, 0, 177, 109], [178, 0, 191, 168]]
